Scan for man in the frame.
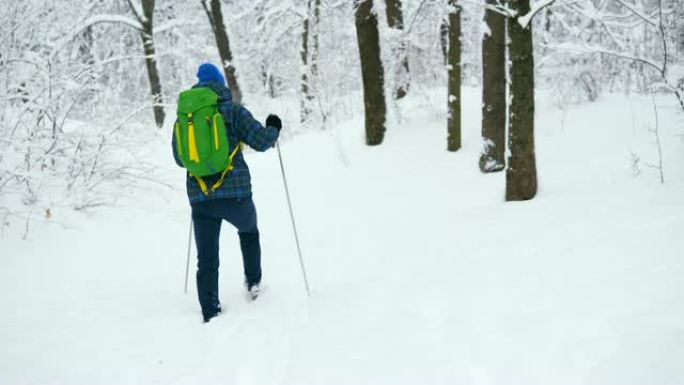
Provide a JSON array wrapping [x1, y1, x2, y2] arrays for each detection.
[[172, 63, 281, 323]]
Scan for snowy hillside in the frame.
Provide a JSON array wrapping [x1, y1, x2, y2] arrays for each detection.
[[2, 89, 683, 385]]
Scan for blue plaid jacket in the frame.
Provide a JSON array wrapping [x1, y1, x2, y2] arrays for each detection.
[[172, 81, 279, 204]]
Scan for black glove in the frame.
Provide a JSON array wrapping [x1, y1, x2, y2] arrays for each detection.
[[266, 114, 282, 131]]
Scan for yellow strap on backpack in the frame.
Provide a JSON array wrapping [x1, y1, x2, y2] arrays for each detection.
[[192, 142, 243, 196], [187, 113, 200, 163], [192, 174, 209, 195]]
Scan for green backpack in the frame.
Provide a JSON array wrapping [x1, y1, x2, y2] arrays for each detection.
[[174, 87, 242, 195]]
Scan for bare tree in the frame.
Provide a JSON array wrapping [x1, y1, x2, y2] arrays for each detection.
[[300, 0, 321, 123], [355, 0, 387, 145], [201, 0, 243, 104], [479, 0, 506, 172], [385, 0, 410, 99], [506, 0, 538, 201], [447, 0, 462, 152], [128, 0, 165, 128]]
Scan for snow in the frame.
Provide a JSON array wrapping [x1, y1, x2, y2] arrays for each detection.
[[2, 88, 684, 384], [666, 64, 684, 88], [481, 20, 491, 38]]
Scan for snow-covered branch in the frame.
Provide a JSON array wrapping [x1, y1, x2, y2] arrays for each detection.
[[51, 14, 143, 59], [154, 19, 200, 34], [72, 14, 144, 33], [460, 0, 516, 18], [546, 42, 663, 73]]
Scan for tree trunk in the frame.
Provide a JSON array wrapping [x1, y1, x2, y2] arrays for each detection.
[[311, 0, 320, 84], [78, 26, 95, 66], [140, 0, 165, 128], [446, 0, 461, 152], [385, 0, 410, 99], [202, 0, 243, 104], [301, 2, 311, 123], [506, 0, 537, 201], [300, 0, 320, 123], [479, 0, 506, 172], [355, 0, 387, 146]]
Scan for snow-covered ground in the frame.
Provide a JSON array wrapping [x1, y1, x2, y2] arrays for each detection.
[[2, 89, 684, 384]]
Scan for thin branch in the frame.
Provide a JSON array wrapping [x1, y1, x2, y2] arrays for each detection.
[[405, 0, 431, 35], [126, 0, 146, 25], [649, 93, 664, 184], [200, 0, 216, 31], [613, 0, 657, 27]]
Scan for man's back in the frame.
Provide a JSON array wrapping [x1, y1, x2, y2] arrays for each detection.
[[172, 79, 279, 204]]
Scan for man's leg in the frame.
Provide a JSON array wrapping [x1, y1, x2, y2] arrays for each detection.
[[239, 230, 261, 287], [222, 198, 261, 287], [191, 203, 222, 320]]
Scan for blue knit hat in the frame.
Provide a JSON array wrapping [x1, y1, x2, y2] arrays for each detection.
[[197, 63, 226, 86]]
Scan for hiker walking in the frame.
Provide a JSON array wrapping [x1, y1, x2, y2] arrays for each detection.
[[172, 63, 282, 323]]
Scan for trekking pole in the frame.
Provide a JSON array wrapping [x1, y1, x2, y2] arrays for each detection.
[[184, 219, 193, 294], [276, 141, 311, 297]]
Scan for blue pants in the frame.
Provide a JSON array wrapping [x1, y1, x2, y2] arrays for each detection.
[[191, 197, 262, 317]]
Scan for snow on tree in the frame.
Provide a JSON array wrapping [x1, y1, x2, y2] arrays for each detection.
[[479, 0, 507, 173]]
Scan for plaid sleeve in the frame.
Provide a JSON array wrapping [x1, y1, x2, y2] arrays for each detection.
[[234, 106, 279, 152]]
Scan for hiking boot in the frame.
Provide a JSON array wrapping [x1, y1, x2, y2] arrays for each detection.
[[203, 304, 222, 323], [246, 281, 262, 301]]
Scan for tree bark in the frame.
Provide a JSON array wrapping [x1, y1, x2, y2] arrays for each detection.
[[479, 0, 506, 172], [506, 0, 537, 201], [355, 0, 387, 146], [139, 0, 165, 128], [446, 0, 461, 152], [202, 0, 243, 104], [301, 2, 311, 123], [385, 0, 410, 99]]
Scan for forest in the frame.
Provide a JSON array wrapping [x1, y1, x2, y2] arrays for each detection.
[[2, 0, 682, 216]]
